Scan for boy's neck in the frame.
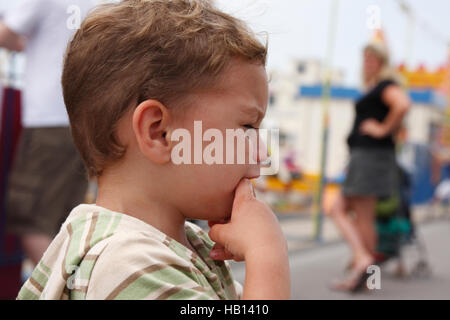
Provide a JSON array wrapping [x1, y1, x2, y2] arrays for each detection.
[[95, 171, 194, 252]]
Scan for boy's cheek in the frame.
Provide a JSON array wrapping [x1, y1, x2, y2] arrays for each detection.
[[173, 163, 246, 218]]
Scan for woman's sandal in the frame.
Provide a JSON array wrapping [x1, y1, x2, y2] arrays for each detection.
[[330, 267, 372, 293]]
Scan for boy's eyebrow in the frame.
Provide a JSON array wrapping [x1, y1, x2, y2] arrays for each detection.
[[241, 104, 265, 122]]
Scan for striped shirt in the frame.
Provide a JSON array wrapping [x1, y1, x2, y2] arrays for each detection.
[[17, 204, 243, 300]]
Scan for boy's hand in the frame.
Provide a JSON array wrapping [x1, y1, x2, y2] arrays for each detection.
[[208, 179, 287, 262], [208, 221, 235, 261]]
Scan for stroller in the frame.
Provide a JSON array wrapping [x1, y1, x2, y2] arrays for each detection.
[[375, 163, 432, 278]]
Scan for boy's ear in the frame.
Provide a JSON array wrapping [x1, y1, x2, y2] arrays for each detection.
[[132, 99, 173, 164]]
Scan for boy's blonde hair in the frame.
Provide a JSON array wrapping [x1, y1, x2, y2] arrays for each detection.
[[62, 0, 267, 178]]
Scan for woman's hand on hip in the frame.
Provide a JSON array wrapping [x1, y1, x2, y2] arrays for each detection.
[[359, 118, 388, 139]]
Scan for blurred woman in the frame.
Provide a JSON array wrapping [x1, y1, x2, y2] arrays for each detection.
[[328, 42, 411, 292]]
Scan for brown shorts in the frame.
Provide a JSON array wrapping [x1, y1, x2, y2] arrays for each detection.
[[5, 127, 88, 237]]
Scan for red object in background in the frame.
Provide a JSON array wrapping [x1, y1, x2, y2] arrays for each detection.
[[0, 264, 22, 299], [0, 87, 24, 299]]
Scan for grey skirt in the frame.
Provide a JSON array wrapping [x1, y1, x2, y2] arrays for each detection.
[[342, 148, 398, 198]]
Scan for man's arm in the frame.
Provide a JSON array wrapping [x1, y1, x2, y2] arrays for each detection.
[[0, 22, 25, 52]]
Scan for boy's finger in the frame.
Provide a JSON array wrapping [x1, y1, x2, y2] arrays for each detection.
[[234, 179, 255, 204], [208, 223, 228, 245], [211, 243, 233, 256], [210, 248, 234, 261], [208, 219, 228, 228], [210, 243, 234, 260], [211, 242, 225, 250]]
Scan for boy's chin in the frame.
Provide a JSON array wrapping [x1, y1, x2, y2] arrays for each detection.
[[189, 209, 231, 222], [183, 191, 234, 221], [188, 202, 232, 222]]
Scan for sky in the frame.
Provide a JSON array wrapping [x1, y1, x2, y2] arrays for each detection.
[[214, 0, 450, 85], [1, 0, 449, 86]]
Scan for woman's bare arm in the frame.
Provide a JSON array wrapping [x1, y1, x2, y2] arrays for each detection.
[[379, 84, 411, 135], [360, 84, 411, 138]]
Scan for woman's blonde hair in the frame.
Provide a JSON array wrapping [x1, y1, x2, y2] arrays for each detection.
[[362, 43, 404, 89]]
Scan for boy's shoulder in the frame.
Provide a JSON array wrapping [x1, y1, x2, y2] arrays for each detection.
[[82, 208, 240, 300], [64, 204, 202, 268], [18, 204, 241, 300]]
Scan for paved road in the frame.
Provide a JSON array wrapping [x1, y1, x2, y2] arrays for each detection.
[[231, 219, 450, 299]]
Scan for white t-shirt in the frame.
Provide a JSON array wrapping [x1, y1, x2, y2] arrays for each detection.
[[3, 0, 96, 128]]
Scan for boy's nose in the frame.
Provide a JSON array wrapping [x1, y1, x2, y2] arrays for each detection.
[[246, 137, 270, 180], [256, 136, 270, 166]]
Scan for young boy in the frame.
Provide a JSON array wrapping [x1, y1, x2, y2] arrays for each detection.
[[17, 0, 290, 300]]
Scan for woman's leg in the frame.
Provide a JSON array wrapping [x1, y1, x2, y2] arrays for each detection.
[[328, 193, 374, 270], [327, 193, 375, 291], [352, 196, 378, 256]]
